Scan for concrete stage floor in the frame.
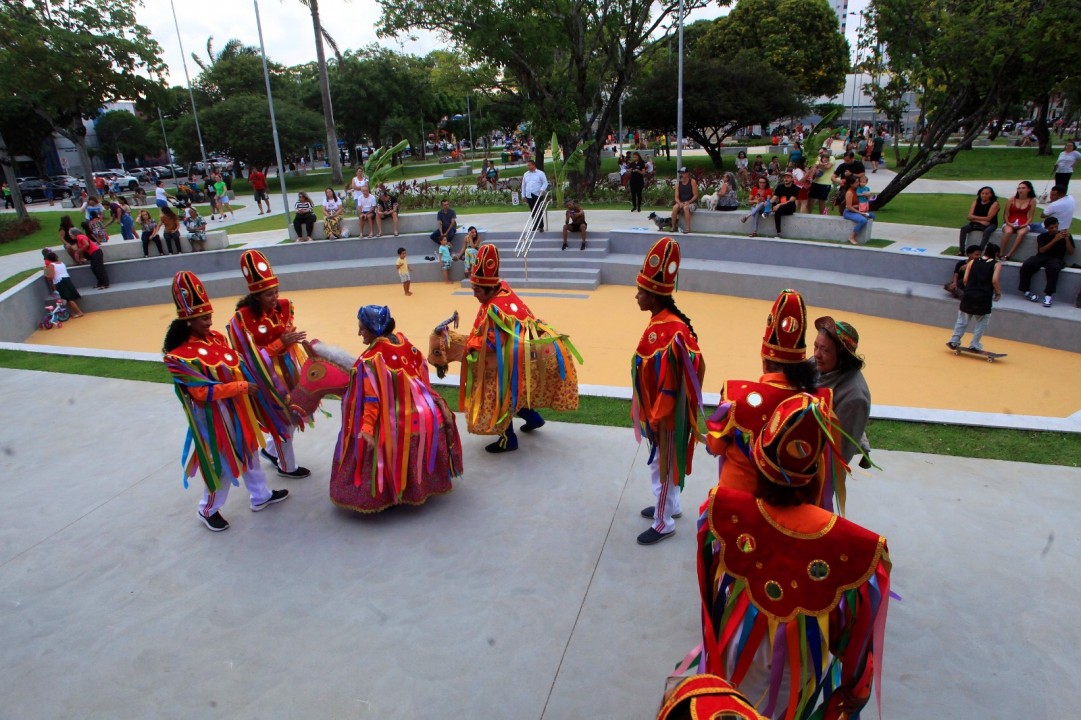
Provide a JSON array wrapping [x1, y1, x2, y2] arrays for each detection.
[[1, 369, 1079, 719], [24, 284, 1081, 420]]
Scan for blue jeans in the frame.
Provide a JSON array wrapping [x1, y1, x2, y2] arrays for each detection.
[[843, 209, 873, 238]]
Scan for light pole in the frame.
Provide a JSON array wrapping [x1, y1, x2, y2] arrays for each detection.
[[675, 0, 685, 171], [169, 0, 208, 172], [156, 107, 181, 190], [848, 11, 865, 137], [254, 0, 291, 233], [465, 95, 474, 167]]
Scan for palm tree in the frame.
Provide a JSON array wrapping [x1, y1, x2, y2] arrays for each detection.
[[298, 0, 344, 184]]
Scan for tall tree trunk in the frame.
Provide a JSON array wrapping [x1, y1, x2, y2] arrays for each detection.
[[1034, 94, 1052, 156], [309, 0, 343, 184], [0, 128, 30, 220]]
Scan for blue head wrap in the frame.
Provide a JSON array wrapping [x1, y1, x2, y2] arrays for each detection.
[[357, 304, 391, 336]]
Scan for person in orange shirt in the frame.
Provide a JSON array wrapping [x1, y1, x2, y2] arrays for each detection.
[[631, 237, 706, 545], [162, 271, 289, 532], [705, 289, 829, 496]]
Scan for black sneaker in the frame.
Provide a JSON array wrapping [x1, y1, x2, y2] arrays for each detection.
[[636, 527, 675, 545], [278, 466, 311, 479], [198, 511, 229, 532], [485, 429, 518, 453], [640, 506, 683, 519], [252, 488, 289, 511], [259, 448, 279, 467], [517, 408, 545, 432], [424, 255, 436, 261]]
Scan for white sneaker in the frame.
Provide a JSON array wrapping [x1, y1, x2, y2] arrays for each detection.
[[1043, 295, 1053, 307], [342, 230, 350, 238]]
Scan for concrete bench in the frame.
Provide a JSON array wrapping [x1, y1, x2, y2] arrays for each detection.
[[961, 227, 1041, 258], [670, 208, 874, 245], [289, 212, 438, 241], [98, 229, 229, 260], [441, 166, 474, 178]]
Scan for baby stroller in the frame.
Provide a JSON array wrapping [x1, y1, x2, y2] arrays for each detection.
[[40, 295, 70, 330]]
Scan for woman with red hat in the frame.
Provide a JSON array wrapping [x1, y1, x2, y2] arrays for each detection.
[[462, 243, 581, 453], [631, 236, 706, 545], [163, 271, 290, 532], [227, 250, 312, 479], [705, 289, 831, 501], [693, 393, 891, 720]]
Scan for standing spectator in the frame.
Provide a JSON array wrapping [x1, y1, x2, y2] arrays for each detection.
[[396, 248, 412, 296], [321, 188, 345, 239], [437, 236, 453, 284], [809, 151, 833, 214], [214, 174, 234, 219], [670, 166, 699, 234], [293, 191, 316, 242], [159, 205, 182, 254], [430, 198, 458, 250], [561, 199, 588, 250], [355, 186, 378, 237], [347, 167, 369, 210], [948, 243, 1002, 350], [814, 316, 872, 469], [957, 186, 1000, 254], [521, 159, 549, 231], [74, 230, 109, 289], [1053, 140, 1081, 191], [1019, 216, 1074, 307], [248, 166, 271, 214], [831, 150, 866, 188], [740, 175, 773, 237], [999, 180, 1038, 261], [1032, 185, 1075, 234], [1, 181, 12, 209], [870, 130, 885, 172], [93, 174, 106, 196], [628, 151, 646, 212], [789, 140, 804, 168], [154, 180, 170, 211], [204, 175, 219, 220], [771, 171, 799, 237], [790, 158, 811, 213], [118, 198, 136, 240], [58, 215, 84, 264], [43, 251, 85, 318], [83, 197, 110, 244], [376, 189, 399, 237], [137, 209, 164, 257]]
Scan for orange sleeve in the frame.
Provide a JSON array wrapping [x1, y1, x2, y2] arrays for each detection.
[[359, 375, 379, 436], [188, 381, 248, 402]]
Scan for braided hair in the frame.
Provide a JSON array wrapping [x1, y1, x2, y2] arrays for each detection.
[[658, 294, 698, 341]]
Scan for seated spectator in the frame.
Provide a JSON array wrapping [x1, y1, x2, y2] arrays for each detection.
[[831, 150, 866, 188], [183, 206, 208, 252], [771, 171, 799, 237], [957, 186, 1000, 255], [1019, 216, 1074, 307], [767, 156, 781, 178], [714, 172, 739, 211], [561, 199, 588, 250], [1000, 180, 1038, 261], [740, 175, 773, 237], [376, 189, 399, 237], [322, 188, 345, 239], [735, 150, 750, 188], [1031, 184, 1075, 235], [293, 191, 316, 242], [750, 155, 767, 185], [809, 151, 833, 215], [430, 198, 458, 250], [483, 160, 499, 189], [671, 166, 699, 234], [945, 245, 981, 299], [356, 186, 378, 237], [841, 175, 874, 245]]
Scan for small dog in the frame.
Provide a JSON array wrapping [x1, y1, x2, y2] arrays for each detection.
[[647, 212, 673, 230], [700, 192, 719, 211]]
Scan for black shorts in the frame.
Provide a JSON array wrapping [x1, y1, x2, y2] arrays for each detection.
[[567, 222, 585, 231], [254, 189, 268, 202], [870, 151, 882, 162], [809, 183, 831, 201]]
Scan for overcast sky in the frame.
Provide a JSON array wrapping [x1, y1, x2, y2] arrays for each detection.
[[139, 0, 868, 86]]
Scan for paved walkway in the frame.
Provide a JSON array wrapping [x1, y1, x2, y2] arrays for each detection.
[[0, 368, 1078, 719]]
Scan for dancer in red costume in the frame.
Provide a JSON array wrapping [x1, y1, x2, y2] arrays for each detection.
[[631, 236, 706, 545], [228, 250, 312, 479], [329, 304, 462, 512], [693, 393, 891, 720], [163, 271, 289, 532]]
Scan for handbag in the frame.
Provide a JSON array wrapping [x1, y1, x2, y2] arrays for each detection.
[[1037, 180, 1051, 203]]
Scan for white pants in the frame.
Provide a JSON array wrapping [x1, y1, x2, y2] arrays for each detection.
[[199, 456, 271, 515], [650, 455, 682, 534], [265, 434, 297, 472]]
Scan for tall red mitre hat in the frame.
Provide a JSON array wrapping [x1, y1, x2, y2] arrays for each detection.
[[240, 249, 279, 293], [637, 236, 681, 296], [172, 270, 213, 319], [471, 243, 501, 288], [656, 674, 767, 720], [752, 392, 836, 487], [761, 288, 807, 363]]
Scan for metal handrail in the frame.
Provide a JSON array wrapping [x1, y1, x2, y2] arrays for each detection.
[[514, 190, 550, 260]]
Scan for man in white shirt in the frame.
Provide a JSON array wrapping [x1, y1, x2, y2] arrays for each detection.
[[521, 159, 549, 232], [356, 186, 378, 237], [1033, 185, 1076, 234], [154, 181, 170, 211]]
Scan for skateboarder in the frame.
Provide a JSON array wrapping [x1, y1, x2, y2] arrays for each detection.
[[948, 243, 1001, 352]]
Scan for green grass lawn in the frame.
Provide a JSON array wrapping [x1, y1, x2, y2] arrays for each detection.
[[0, 268, 39, 293], [0, 347, 1076, 466], [917, 147, 1061, 181]]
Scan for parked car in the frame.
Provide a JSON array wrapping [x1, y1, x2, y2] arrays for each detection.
[[92, 170, 139, 190], [18, 179, 75, 204], [49, 176, 84, 194], [127, 167, 153, 183]]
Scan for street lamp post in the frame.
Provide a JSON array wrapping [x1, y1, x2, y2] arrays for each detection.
[[253, 0, 291, 234], [675, 0, 685, 171], [156, 106, 181, 190]]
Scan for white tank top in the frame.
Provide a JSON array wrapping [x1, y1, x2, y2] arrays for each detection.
[[51, 261, 70, 282]]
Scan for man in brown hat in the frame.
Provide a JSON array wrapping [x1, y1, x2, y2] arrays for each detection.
[[813, 316, 871, 468]]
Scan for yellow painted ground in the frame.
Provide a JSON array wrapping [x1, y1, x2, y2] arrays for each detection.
[[27, 283, 1081, 418]]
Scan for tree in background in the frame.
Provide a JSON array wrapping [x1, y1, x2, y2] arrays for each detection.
[[0, 0, 164, 182], [94, 110, 152, 168], [701, 0, 848, 101]]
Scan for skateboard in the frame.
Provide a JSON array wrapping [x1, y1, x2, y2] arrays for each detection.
[[946, 342, 1006, 363]]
